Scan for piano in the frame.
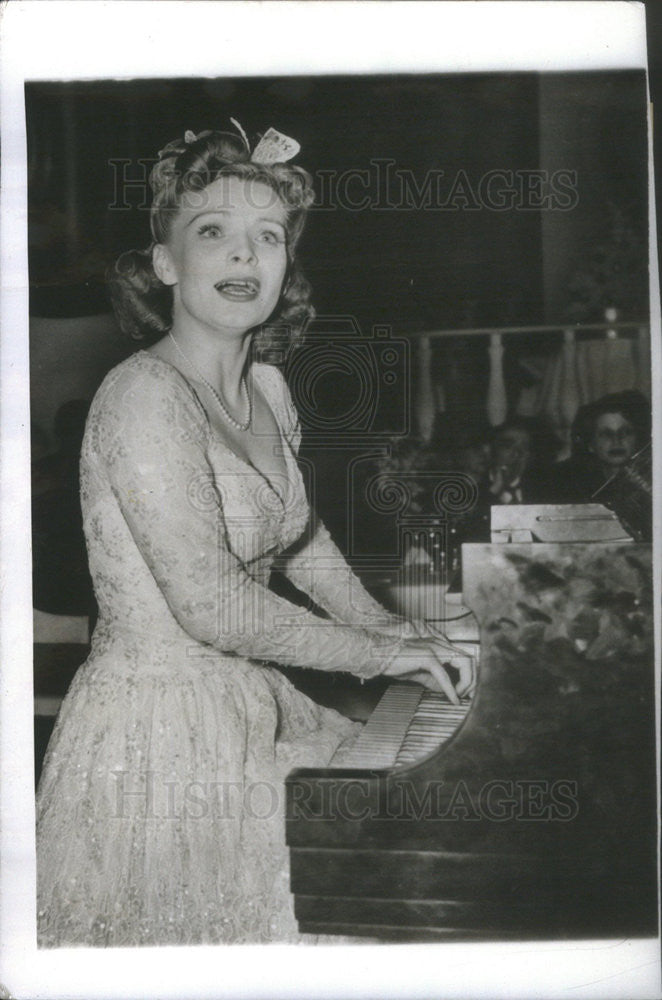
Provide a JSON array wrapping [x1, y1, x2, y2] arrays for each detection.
[[285, 514, 658, 940]]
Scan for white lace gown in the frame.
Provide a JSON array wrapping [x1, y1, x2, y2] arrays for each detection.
[[36, 352, 399, 947]]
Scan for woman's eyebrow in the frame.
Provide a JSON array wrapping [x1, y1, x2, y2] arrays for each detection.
[[185, 209, 230, 229], [258, 217, 287, 229], [185, 210, 286, 230]]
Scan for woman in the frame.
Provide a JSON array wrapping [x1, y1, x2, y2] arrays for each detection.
[[550, 390, 652, 540], [553, 390, 651, 502], [36, 125, 472, 946]]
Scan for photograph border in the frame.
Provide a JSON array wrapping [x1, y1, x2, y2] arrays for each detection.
[[1, 3, 660, 999]]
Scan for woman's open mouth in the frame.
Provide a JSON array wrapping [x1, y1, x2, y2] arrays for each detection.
[[215, 278, 260, 301]]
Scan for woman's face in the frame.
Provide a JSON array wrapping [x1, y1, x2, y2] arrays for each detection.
[[590, 412, 637, 471], [155, 174, 289, 339]]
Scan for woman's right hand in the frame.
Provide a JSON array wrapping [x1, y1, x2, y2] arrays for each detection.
[[383, 638, 475, 704]]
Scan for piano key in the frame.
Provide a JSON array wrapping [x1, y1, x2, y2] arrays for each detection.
[[333, 684, 471, 770]]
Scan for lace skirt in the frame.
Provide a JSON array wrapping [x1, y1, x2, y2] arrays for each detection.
[[36, 630, 358, 947]]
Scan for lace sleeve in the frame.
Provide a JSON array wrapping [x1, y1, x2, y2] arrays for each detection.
[[279, 514, 399, 628], [93, 362, 397, 678]]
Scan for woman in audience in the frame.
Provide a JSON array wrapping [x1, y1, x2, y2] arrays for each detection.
[[552, 390, 651, 503]]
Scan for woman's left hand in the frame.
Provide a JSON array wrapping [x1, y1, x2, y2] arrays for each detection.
[[375, 618, 476, 699]]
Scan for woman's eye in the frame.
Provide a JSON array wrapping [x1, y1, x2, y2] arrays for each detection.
[[257, 230, 283, 245], [198, 224, 223, 238]]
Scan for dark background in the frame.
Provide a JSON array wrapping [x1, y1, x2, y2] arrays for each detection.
[[26, 71, 648, 330], [26, 69, 651, 551]]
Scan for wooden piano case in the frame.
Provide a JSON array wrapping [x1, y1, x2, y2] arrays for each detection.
[[286, 543, 658, 941]]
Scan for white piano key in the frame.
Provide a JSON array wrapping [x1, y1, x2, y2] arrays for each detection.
[[333, 684, 471, 769]]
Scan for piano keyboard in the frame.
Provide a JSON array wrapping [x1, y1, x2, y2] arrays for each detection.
[[396, 692, 470, 766], [335, 684, 471, 769]]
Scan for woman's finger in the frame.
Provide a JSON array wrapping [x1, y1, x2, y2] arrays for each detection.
[[427, 660, 460, 704], [453, 654, 475, 697], [420, 643, 466, 705], [392, 639, 464, 703], [422, 630, 477, 699], [458, 673, 477, 699], [457, 677, 476, 700]]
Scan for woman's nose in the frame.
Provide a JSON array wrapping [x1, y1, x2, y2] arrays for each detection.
[[228, 236, 257, 265]]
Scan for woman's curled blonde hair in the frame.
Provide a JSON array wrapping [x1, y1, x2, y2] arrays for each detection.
[[107, 129, 315, 355]]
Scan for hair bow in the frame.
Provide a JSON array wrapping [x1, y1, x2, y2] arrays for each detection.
[[251, 127, 300, 164], [158, 121, 301, 164], [230, 117, 300, 163]]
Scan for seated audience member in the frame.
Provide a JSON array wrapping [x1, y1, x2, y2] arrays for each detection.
[[553, 390, 651, 504], [484, 417, 561, 505], [453, 417, 561, 541]]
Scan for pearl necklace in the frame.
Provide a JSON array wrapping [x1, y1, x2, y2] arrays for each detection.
[[169, 332, 252, 432]]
